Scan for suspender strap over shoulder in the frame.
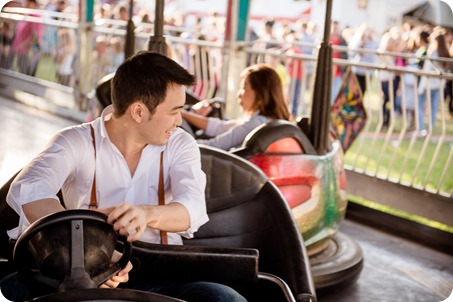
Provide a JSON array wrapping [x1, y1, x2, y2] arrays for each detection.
[[89, 124, 98, 210], [158, 151, 168, 244], [89, 124, 167, 244]]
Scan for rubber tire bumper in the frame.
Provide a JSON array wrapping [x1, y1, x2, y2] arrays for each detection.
[[309, 232, 364, 290]]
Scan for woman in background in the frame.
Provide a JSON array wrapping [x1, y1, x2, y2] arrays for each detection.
[[182, 63, 291, 151]]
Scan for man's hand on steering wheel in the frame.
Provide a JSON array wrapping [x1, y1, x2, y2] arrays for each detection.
[[100, 250, 133, 289], [97, 203, 148, 242]]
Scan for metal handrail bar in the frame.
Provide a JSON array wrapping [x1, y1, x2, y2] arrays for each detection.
[[161, 35, 224, 48], [127, 22, 200, 36], [1, 7, 76, 20], [91, 26, 220, 46], [245, 47, 453, 79], [246, 47, 318, 61], [94, 18, 127, 27], [250, 37, 453, 66], [93, 26, 127, 36], [0, 12, 78, 29]]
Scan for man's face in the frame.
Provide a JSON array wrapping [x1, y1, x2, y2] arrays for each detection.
[[141, 84, 185, 145]]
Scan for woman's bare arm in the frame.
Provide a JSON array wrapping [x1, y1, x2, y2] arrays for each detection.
[[181, 110, 209, 130]]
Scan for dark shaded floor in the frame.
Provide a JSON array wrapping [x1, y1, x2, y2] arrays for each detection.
[[319, 219, 453, 302]]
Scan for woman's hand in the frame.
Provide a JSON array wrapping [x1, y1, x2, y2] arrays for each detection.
[[192, 100, 213, 116], [100, 250, 133, 288]]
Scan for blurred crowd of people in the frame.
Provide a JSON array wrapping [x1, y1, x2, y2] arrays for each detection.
[[0, 0, 225, 85], [1, 0, 77, 85], [247, 17, 453, 134]]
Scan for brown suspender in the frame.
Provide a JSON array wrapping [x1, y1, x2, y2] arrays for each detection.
[[158, 152, 168, 244], [89, 124, 168, 244], [89, 125, 98, 210]]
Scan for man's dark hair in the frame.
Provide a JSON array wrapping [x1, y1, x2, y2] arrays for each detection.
[[111, 51, 195, 116]]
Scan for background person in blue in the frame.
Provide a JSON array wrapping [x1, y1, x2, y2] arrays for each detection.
[[0, 51, 246, 302]]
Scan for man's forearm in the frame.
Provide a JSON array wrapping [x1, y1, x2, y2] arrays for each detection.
[[146, 202, 190, 232], [22, 198, 65, 223]]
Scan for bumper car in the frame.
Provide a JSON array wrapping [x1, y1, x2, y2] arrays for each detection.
[[231, 119, 363, 289], [0, 146, 316, 302]]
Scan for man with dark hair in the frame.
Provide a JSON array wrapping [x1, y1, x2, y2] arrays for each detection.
[[0, 51, 246, 302]]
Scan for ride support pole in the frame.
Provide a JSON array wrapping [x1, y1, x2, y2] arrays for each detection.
[[308, 0, 333, 155], [148, 0, 168, 56]]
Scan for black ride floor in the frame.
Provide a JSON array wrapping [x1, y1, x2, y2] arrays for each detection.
[[320, 219, 453, 302]]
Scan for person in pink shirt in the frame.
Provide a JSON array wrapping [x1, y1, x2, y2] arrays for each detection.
[[11, 0, 43, 75]]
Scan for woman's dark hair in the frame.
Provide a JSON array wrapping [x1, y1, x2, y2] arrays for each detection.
[[111, 51, 195, 117], [430, 31, 451, 70], [241, 64, 290, 120]]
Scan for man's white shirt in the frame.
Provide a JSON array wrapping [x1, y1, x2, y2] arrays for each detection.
[[7, 106, 208, 244]]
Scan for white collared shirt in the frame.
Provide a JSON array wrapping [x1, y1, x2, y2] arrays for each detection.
[[7, 106, 208, 244]]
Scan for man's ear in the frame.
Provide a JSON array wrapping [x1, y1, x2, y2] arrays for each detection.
[[130, 101, 145, 123]]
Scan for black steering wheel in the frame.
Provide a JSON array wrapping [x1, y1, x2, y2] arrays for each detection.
[[13, 210, 186, 301], [13, 209, 132, 292]]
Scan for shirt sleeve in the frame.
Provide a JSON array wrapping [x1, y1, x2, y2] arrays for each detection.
[[198, 115, 269, 151], [6, 125, 91, 238], [165, 129, 209, 239], [204, 117, 239, 137]]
